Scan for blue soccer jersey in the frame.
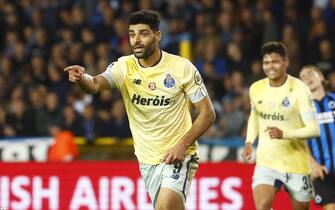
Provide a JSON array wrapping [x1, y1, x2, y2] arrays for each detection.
[[307, 93, 335, 173]]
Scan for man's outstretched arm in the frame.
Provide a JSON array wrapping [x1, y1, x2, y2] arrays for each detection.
[[64, 65, 111, 94]]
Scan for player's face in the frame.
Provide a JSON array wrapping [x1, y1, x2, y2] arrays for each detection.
[[262, 53, 288, 81], [129, 24, 160, 59], [299, 68, 323, 91]]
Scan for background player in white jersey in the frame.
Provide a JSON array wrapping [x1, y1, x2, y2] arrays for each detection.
[[242, 42, 319, 210], [64, 10, 215, 210], [300, 65, 335, 210]]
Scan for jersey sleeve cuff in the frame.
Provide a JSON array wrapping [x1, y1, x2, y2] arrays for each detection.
[[100, 71, 114, 88]]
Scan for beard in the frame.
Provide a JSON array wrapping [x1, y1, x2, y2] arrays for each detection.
[[132, 39, 156, 59]]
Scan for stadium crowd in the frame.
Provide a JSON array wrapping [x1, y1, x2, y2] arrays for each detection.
[[0, 0, 335, 143]]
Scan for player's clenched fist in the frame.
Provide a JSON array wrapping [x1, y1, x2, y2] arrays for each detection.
[[64, 65, 85, 82], [265, 126, 283, 139]]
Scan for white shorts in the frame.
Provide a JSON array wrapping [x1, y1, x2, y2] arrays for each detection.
[[252, 165, 315, 202], [139, 154, 199, 208]]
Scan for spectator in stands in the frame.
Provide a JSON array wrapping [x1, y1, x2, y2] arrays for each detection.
[[5, 86, 28, 137], [226, 41, 248, 72], [82, 49, 98, 75], [283, 2, 309, 46], [231, 70, 246, 95], [35, 92, 62, 136], [0, 56, 15, 96], [239, 7, 262, 61], [315, 39, 335, 76], [219, 95, 245, 138], [24, 87, 43, 136], [217, 10, 234, 44], [48, 123, 79, 162], [324, 0, 335, 28], [282, 23, 301, 76], [13, 41, 28, 74], [62, 104, 83, 136], [30, 53, 47, 84], [47, 63, 70, 105], [328, 71, 335, 92], [247, 59, 264, 85], [109, 99, 131, 139], [81, 104, 99, 145], [195, 32, 228, 80], [165, 16, 190, 56], [0, 105, 7, 137], [307, 20, 329, 64], [6, 98, 33, 136]]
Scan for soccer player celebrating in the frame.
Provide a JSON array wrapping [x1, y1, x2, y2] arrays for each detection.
[[64, 10, 215, 210], [299, 65, 335, 210], [242, 42, 320, 210]]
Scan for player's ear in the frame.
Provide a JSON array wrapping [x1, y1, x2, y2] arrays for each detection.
[[155, 30, 161, 42], [284, 56, 289, 69]]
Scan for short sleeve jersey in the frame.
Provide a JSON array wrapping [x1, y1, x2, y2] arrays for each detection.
[[248, 75, 316, 174], [101, 51, 207, 164]]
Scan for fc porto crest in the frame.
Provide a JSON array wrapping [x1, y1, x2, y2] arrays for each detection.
[[282, 97, 290, 107], [148, 82, 156, 90], [164, 73, 175, 88]]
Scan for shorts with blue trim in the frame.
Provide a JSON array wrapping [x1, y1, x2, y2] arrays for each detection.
[[252, 165, 315, 202], [139, 154, 199, 208]]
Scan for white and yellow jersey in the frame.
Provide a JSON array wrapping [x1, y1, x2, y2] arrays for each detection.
[[247, 75, 316, 174], [101, 51, 207, 164]]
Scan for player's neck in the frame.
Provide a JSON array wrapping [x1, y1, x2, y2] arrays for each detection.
[[313, 86, 326, 101], [138, 48, 161, 68], [269, 74, 287, 87]]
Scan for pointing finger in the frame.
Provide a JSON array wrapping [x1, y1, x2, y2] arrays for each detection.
[[64, 65, 83, 72], [64, 66, 75, 72]]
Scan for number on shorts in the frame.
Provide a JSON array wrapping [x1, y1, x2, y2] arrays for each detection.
[[173, 161, 182, 174], [302, 176, 312, 190]]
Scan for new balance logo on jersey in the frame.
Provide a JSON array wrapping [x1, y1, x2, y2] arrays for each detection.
[[259, 112, 285, 121], [132, 94, 171, 106], [133, 79, 142, 85]]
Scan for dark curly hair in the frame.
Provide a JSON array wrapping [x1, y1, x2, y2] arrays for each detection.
[[128, 10, 161, 31], [261, 41, 288, 59]]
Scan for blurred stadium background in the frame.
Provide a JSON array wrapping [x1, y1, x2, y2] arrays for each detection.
[[0, 0, 333, 209]]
